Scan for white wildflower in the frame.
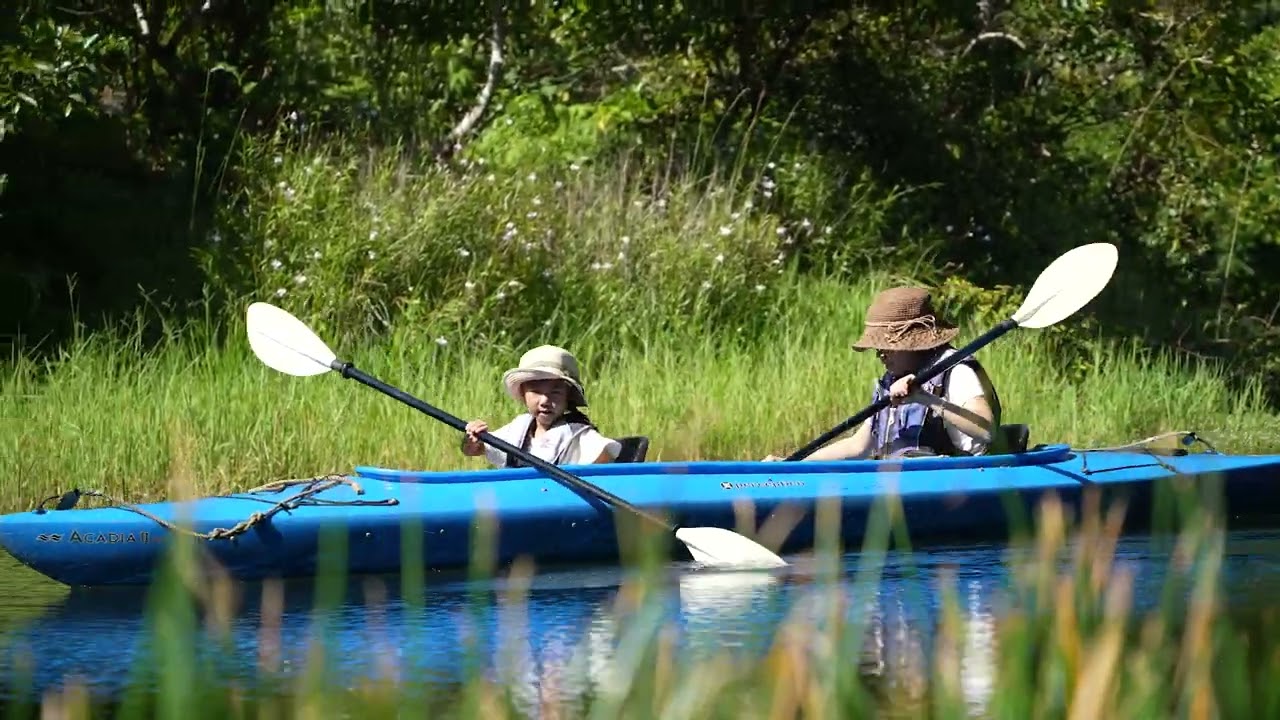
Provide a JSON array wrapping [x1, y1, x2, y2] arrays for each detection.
[[719, 225, 732, 236], [311, 250, 322, 260], [701, 281, 712, 290], [458, 248, 471, 257], [435, 336, 448, 347], [274, 156, 283, 165], [367, 250, 376, 260], [620, 236, 631, 245], [569, 163, 581, 172], [554, 180, 564, 190], [776, 226, 788, 236], [464, 281, 476, 290], [270, 259, 283, 270], [532, 196, 542, 206], [369, 229, 379, 240], [755, 284, 766, 292], [293, 273, 307, 284], [714, 253, 725, 264], [507, 280, 523, 288], [495, 290, 507, 300], [526, 172, 537, 182], [801, 218, 812, 230], [275, 288, 287, 298], [527, 211, 538, 219]]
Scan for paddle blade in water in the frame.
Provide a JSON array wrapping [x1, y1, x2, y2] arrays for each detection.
[[1011, 242, 1118, 329], [675, 527, 788, 569], [246, 302, 339, 377]]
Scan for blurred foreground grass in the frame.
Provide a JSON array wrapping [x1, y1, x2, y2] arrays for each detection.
[[2, 471, 1277, 720]]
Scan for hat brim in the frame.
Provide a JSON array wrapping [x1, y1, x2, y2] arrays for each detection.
[[851, 325, 960, 353], [502, 368, 588, 406]]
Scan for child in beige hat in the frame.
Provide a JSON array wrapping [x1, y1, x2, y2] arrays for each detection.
[[462, 345, 622, 467]]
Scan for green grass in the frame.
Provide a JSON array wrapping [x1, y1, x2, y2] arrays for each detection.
[[2, 269, 1277, 514]]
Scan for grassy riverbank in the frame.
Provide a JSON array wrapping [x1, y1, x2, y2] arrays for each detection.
[[3, 270, 1278, 513], [4, 138, 1279, 512]]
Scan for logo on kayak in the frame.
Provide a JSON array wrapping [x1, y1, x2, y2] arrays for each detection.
[[720, 479, 805, 490], [36, 533, 62, 542], [63, 531, 153, 544]]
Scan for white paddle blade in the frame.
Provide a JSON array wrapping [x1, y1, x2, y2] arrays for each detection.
[[675, 527, 788, 569], [1011, 242, 1118, 329], [245, 302, 339, 377]]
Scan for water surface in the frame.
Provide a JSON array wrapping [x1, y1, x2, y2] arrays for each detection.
[[3, 529, 1280, 713]]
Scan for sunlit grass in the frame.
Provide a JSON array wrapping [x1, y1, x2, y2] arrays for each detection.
[[3, 271, 1276, 513]]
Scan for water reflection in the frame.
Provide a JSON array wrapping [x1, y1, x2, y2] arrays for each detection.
[[1, 529, 1280, 709]]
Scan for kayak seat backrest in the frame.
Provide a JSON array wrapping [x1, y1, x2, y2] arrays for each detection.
[[999, 423, 1030, 453], [614, 435, 650, 463]]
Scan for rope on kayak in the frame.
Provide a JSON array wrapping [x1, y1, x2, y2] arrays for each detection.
[[1076, 430, 1219, 476], [31, 474, 399, 542], [1077, 430, 1220, 455]]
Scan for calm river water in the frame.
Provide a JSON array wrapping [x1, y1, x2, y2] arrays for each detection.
[[3, 529, 1280, 712]]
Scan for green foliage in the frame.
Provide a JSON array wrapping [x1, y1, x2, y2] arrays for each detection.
[[4, 0, 1280, 400]]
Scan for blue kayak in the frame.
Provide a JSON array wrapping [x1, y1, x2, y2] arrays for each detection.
[[2, 436, 1279, 587]]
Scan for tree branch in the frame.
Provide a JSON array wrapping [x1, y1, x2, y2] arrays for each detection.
[[962, 31, 1027, 56], [436, 0, 507, 161]]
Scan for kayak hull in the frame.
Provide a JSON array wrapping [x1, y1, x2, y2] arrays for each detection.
[[3, 443, 1279, 587]]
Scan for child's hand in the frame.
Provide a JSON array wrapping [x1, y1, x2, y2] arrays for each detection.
[[461, 419, 488, 456]]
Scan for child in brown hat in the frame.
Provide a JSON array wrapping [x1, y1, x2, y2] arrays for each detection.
[[766, 286, 1001, 461], [462, 345, 621, 467]]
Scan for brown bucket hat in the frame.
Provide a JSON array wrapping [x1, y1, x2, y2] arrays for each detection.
[[851, 286, 960, 352]]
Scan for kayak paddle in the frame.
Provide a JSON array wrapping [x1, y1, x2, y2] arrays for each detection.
[[245, 302, 789, 570], [786, 241, 1119, 461]]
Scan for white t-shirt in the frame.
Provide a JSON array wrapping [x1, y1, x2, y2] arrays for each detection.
[[483, 413, 622, 467], [929, 349, 995, 454]]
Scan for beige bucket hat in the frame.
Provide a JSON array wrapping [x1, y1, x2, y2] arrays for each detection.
[[851, 286, 960, 352], [502, 345, 588, 406]]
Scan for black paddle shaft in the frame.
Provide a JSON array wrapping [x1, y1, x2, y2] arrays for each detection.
[[785, 318, 1018, 461], [331, 361, 677, 532]]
